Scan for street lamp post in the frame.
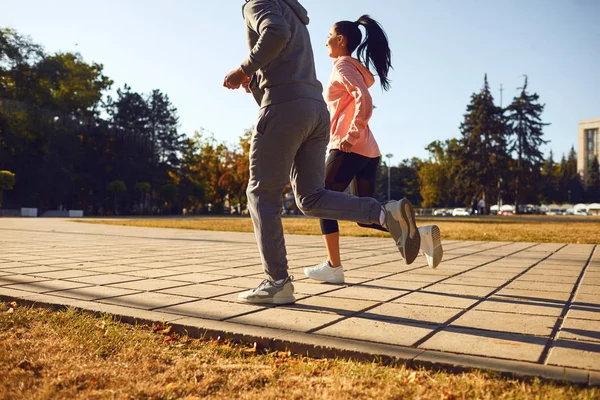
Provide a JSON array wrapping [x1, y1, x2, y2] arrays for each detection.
[[385, 153, 393, 201]]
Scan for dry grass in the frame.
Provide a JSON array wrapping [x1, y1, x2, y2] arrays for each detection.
[[75, 216, 600, 244], [1, 302, 597, 400]]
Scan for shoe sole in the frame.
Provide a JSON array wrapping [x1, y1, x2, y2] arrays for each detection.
[[429, 225, 443, 269], [304, 268, 345, 284], [239, 295, 296, 305], [398, 198, 420, 265]]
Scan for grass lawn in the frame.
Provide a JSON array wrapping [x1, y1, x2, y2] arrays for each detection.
[[75, 215, 600, 244], [1, 303, 597, 400]]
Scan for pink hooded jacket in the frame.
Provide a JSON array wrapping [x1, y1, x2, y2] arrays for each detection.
[[324, 56, 380, 158]]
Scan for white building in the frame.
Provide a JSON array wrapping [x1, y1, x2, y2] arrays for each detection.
[[577, 118, 600, 183]]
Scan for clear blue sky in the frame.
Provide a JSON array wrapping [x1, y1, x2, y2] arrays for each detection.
[[2, 0, 599, 165]]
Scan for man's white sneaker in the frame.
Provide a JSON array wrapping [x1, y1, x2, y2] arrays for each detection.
[[418, 225, 443, 268], [304, 261, 345, 284]]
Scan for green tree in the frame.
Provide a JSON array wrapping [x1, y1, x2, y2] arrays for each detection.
[[455, 75, 509, 209], [419, 139, 462, 207], [107, 180, 127, 215], [505, 76, 549, 210], [160, 183, 179, 213], [0, 170, 15, 208], [541, 150, 559, 204], [558, 147, 584, 204], [135, 182, 151, 214]]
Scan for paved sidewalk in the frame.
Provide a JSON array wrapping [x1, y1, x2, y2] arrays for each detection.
[[0, 218, 598, 384]]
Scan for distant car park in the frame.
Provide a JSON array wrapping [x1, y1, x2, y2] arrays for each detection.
[[451, 208, 471, 217]]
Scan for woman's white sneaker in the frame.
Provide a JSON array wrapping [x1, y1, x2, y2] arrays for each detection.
[[304, 261, 345, 284], [418, 225, 443, 268]]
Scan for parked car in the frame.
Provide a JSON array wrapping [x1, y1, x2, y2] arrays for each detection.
[[433, 208, 448, 216], [452, 208, 471, 217]]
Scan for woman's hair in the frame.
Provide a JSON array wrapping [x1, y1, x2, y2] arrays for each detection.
[[334, 15, 392, 91]]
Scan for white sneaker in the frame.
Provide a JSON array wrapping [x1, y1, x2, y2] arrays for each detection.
[[304, 261, 345, 284], [419, 225, 443, 268]]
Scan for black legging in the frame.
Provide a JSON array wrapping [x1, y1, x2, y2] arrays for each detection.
[[320, 149, 388, 235]]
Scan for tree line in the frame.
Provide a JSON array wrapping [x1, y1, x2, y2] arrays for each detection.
[[1, 28, 598, 215]]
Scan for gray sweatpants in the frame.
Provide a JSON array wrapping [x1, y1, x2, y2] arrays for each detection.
[[246, 98, 383, 281]]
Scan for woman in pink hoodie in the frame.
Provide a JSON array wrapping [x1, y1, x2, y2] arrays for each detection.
[[304, 15, 442, 284]]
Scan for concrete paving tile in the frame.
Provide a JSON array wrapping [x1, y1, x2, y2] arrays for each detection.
[[442, 276, 509, 288], [292, 281, 342, 295], [579, 285, 600, 295], [109, 279, 191, 291], [315, 317, 435, 347], [32, 269, 102, 280], [425, 283, 496, 298], [158, 283, 240, 298], [574, 293, 600, 305], [361, 279, 426, 291], [527, 267, 583, 277], [51, 286, 141, 301], [365, 303, 461, 325], [460, 271, 519, 280], [322, 286, 406, 302], [474, 296, 564, 317], [156, 299, 266, 320], [547, 340, 600, 370], [2, 265, 62, 274], [99, 292, 195, 310], [161, 273, 232, 284], [0, 274, 51, 286], [228, 308, 341, 332], [66, 274, 142, 285], [7, 280, 91, 294], [280, 296, 377, 316], [86, 265, 147, 274], [343, 270, 393, 279], [451, 309, 557, 336], [160, 264, 231, 273], [559, 318, 600, 343], [120, 269, 186, 279], [419, 327, 547, 362], [0, 261, 37, 269], [495, 289, 570, 303], [516, 274, 579, 284], [394, 291, 479, 309], [568, 306, 600, 321], [212, 276, 268, 289], [383, 273, 444, 284]]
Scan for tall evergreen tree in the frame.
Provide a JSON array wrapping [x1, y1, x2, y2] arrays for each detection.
[[456, 74, 509, 208], [558, 147, 584, 204], [505, 76, 550, 210], [541, 150, 559, 204], [147, 89, 183, 167]]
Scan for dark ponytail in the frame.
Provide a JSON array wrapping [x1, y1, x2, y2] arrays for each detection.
[[334, 15, 392, 91]]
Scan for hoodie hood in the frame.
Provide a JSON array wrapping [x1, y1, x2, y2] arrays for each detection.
[[336, 56, 375, 88], [281, 0, 309, 25]]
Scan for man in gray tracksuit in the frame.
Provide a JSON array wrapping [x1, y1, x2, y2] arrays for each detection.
[[224, 0, 421, 304]]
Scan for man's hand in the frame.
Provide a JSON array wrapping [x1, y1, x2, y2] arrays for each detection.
[[224, 67, 250, 90], [340, 139, 353, 153]]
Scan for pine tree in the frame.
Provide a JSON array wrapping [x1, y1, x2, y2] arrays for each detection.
[[456, 75, 509, 208], [559, 147, 584, 204], [505, 76, 549, 210], [541, 150, 558, 203]]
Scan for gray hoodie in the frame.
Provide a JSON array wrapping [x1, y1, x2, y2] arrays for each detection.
[[240, 0, 324, 107]]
